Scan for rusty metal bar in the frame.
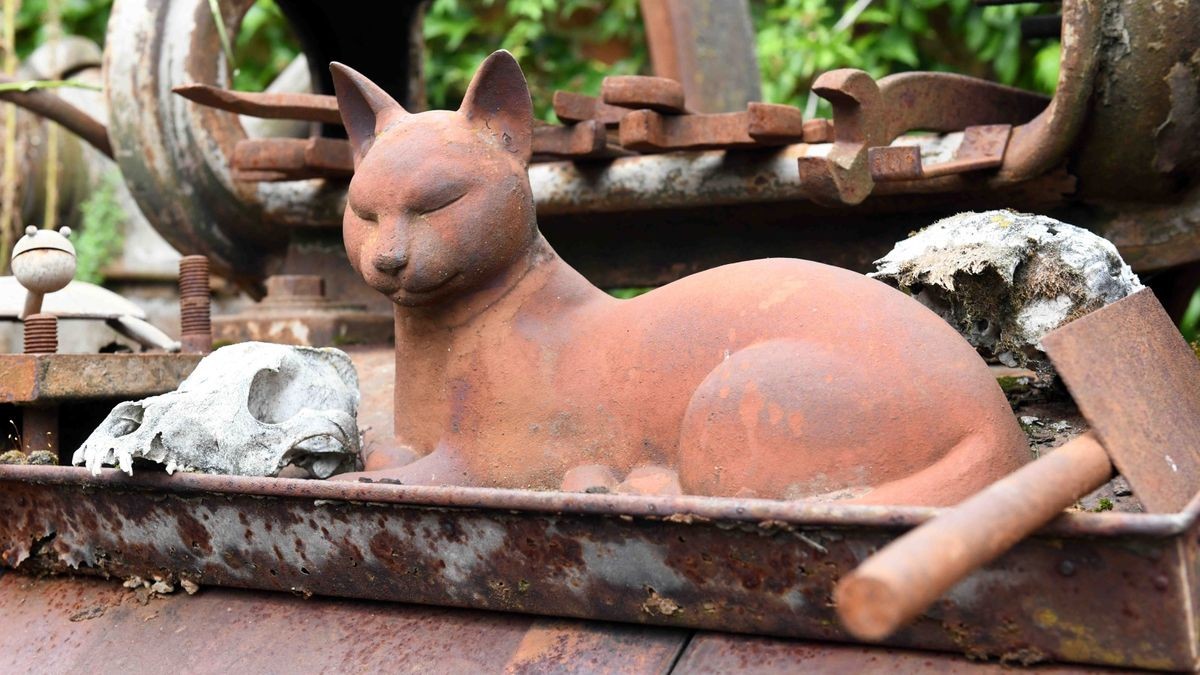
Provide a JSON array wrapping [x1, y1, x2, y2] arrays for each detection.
[[0, 75, 113, 158], [619, 104, 804, 152], [0, 353, 201, 404], [601, 75, 688, 114], [232, 137, 354, 182], [173, 84, 342, 124], [552, 91, 633, 126], [531, 120, 608, 158]]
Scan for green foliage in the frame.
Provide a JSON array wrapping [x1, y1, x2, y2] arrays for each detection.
[[753, 0, 1061, 113], [424, 0, 647, 121], [73, 170, 124, 284], [233, 0, 301, 91], [12, 0, 111, 58]]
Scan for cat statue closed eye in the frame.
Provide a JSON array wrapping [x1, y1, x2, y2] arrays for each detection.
[[329, 51, 1028, 504]]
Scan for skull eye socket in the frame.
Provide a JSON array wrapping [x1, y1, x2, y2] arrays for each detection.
[[106, 403, 145, 437], [248, 365, 347, 424]]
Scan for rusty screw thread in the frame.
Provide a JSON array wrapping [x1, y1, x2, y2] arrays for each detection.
[[23, 313, 58, 354], [179, 255, 212, 354]]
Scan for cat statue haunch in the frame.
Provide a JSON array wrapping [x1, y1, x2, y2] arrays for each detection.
[[329, 51, 1028, 503]]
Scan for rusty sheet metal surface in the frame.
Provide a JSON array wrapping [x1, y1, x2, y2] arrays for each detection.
[[0, 573, 688, 674], [1043, 289, 1200, 514], [0, 353, 202, 404], [1, 466, 1197, 670], [672, 634, 1112, 674]]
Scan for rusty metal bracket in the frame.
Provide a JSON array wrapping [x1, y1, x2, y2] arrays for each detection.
[[796, 69, 885, 206], [232, 137, 353, 182], [552, 91, 635, 126], [869, 124, 1013, 182], [798, 69, 1047, 205], [619, 102, 804, 152], [600, 75, 689, 114]]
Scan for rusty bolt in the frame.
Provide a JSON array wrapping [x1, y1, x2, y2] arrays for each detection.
[[179, 255, 212, 354], [22, 313, 58, 354]]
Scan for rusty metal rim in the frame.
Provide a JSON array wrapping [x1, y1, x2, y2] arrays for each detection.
[[1, 465, 1190, 537]]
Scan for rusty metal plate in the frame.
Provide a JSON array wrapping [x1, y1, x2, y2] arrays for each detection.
[[1043, 289, 1200, 513], [673, 633, 1103, 674], [0, 353, 202, 404], [0, 573, 688, 673], [1, 466, 1197, 670]]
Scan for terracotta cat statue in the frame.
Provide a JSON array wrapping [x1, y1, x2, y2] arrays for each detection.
[[329, 51, 1028, 504]]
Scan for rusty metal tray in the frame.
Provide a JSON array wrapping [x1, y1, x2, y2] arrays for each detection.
[[2, 465, 1196, 671]]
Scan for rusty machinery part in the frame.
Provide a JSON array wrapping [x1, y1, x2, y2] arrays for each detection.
[[2, 465, 1198, 671], [102, 0, 1199, 291], [211, 274, 393, 347], [21, 313, 58, 355], [797, 70, 1049, 205], [552, 90, 635, 126], [618, 103, 805, 152], [103, 0, 426, 296], [1066, 0, 1200, 202], [177, 255, 212, 354], [600, 75, 689, 114], [226, 119, 616, 181], [638, 0, 762, 114]]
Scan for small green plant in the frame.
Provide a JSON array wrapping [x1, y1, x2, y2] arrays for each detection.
[[1093, 497, 1114, 512], [73, 170, 125, 284]]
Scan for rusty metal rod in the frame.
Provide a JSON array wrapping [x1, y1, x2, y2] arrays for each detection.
[[0, 75, 112, 158], [172, 84, 343, 124], [834, 432, 1112, 641]]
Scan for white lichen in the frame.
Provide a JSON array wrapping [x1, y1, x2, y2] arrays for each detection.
[[872, 210, 1142, 373]]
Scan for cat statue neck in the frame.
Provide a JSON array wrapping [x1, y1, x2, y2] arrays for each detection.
[[329, 51, 1028, 503]]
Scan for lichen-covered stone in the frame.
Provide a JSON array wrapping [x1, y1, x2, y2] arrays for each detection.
[[73, 342, 362, 478], [872, 210, 1142, 373]]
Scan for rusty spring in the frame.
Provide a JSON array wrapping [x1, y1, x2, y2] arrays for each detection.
[[23, 313, 57, 354]]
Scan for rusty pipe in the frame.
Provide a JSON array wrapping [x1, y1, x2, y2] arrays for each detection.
[[998, 0, 1101, 181], [0, 75, 112, 158], [834, 432, 1112, 641]]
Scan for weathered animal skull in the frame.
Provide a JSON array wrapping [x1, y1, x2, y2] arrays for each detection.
[[73, 342, 362, 478]]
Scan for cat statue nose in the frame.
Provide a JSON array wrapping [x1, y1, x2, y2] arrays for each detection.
[[374, 252, 408, 275]]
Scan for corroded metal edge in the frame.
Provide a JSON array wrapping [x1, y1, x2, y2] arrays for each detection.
[[0, 354, 202, 404], [2, 466, 1198, 670], [3, 465, 1195, 536]]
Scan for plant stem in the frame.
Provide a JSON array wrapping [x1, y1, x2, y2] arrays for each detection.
[[42, 0, 61, 231], [0, 0, 19, 272]]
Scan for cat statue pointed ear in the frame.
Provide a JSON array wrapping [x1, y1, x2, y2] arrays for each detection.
[[456, 50, 533, 164], [329, 62, 409, 164]]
